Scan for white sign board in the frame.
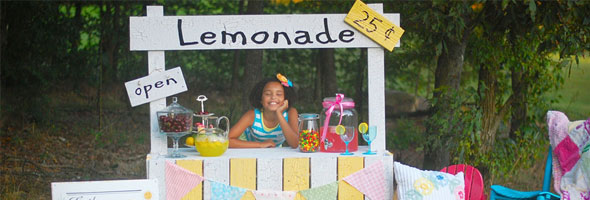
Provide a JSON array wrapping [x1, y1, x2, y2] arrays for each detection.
[[51, 179, 159, 200], [129, 14, 400, 50], [125, 66, 187, 107]]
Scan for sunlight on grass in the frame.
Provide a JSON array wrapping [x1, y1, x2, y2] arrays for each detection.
[[547, 55, 590, 119]]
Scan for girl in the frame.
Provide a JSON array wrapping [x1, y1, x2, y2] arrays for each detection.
[[228, 74, 299, 148]]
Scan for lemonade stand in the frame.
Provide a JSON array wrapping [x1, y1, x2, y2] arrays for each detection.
[[130, 3, 400, 199]]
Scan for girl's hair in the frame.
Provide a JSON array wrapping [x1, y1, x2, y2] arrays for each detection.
[[249, 77, 297, 109]]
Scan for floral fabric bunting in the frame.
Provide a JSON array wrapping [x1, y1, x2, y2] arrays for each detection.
[[209, 180, 247, 200]]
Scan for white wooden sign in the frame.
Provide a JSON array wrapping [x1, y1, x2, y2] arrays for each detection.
[[51, 179, 159, 200], [129, 14, 400, 50], [125, 66, 187, 107]]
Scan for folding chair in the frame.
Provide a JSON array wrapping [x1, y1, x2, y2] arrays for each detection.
[[489, 148, 560, 200]]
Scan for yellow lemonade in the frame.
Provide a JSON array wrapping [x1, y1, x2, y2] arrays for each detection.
[[195, 135, 229, 157]]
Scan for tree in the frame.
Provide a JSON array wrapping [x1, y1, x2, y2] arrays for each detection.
[[241, 0, 265, 111], [394, 0, 590, 173]]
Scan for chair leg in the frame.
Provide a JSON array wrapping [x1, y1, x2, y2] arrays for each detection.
[[490, 190, 497, 200]]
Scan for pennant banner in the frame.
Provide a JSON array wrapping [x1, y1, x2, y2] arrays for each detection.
[[300, 182, 339, 200], [209, 180, 247, 200], [165, 161, 204, 200], [252, 190, 296, 200], [343, 161, 386, 200], [165, 160, 387, 200]]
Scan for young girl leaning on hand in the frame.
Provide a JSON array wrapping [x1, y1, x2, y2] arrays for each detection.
[[228, 73, 299, 148]]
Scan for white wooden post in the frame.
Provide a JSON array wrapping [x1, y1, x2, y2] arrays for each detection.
[[366, 3, 386, 153], [147, 6, 167, 156], [146, 6, 167, 200]]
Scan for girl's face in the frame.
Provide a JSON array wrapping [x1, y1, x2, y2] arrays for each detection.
[[261, 81, 285, 111]]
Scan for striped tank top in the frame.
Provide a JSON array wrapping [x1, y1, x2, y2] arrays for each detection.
[[244, 108, 288, 147]]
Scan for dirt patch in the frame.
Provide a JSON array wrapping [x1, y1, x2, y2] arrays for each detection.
[[1, 91, 151, 199]]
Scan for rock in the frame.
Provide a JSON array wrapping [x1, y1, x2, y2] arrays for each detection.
[[385, 90, 429, 117]]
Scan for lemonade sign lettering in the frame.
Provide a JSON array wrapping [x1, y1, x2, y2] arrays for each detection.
[[125, 67, 187, 107], [344, 0, 404, 51]]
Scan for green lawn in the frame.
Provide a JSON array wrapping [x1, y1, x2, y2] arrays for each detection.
[[547, 55, 590, 120]]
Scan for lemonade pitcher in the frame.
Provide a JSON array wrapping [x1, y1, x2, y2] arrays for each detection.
[[193, 95, 230, 157]]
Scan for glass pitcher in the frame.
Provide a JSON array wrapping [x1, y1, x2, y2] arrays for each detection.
[[298, 113, 320, 153], [194, 114, 230, 157]]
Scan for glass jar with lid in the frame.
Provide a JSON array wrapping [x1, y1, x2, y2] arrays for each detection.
[[157, 97, 193, 158], [319, 94, 358, 153], [298, 113, 320, 153]]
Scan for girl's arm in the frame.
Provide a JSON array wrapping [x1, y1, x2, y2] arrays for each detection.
[[228, 110, 276, 148], [276, 104, 299, 148]]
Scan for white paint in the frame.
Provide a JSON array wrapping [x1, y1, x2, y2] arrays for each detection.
[[174, 146, 376, 159], [257, 158, 283, 191], [130, 14, 400, 50], [51, 179, 159, 200], [146, 7, 168, 200], [125, 67, 188, 107], [311, 157, 337, 187], [203, 159, 229, 199], [367, 4, 387, 154], [146, 154, 166, 200]]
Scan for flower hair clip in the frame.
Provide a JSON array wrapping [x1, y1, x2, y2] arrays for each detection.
[[276, 73, 293, 87]]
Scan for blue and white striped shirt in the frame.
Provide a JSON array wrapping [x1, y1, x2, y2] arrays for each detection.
[[244, 108, 288, 147]]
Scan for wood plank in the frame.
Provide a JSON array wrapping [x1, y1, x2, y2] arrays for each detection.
[[130, 14, 400, 51], [203, 159, 229, 200], [230, 158, 257, 200], [257, 158, 283, 191], [147, 155, 166, 200], [311, 157, 337, 187], [284, 158, 310, 200], [338, 156, 364, 200], [177, 160, 203, 200]]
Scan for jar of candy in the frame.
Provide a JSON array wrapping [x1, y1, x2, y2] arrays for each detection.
[[319, 94, 358, 152], [298, 113, 320, 153]]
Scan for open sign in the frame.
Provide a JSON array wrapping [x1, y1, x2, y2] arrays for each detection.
[[125, 67, 188, 107]]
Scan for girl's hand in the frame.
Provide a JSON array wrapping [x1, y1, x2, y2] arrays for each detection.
[[259, 139, 276, 148], [276, 100, 289, 116]]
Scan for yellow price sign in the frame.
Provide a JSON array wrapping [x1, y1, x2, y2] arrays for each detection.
[[344, 0, 404, 52]]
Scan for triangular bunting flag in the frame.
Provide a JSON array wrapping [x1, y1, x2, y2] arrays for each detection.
[[165, 161, 204, 200], [300, 182, 338, 200], [343, 161, 386, 200], [209, 180, 247, 200], [252, 190, 296, 200]]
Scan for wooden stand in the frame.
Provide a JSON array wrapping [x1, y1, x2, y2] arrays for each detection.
[[129, 5, 400, 199]]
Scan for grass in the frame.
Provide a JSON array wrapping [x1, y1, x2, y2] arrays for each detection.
[[546, 55, 590, 119]]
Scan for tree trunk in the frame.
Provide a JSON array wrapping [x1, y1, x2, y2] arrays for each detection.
[[478, 64, 514, 153], [319, 48, 337, 97], [355, 49, 367, 120], [230, 0, 245, 93], [423, 37, 467, 170], [241, 0, 264, 111], [509, 67, 527, 139]]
